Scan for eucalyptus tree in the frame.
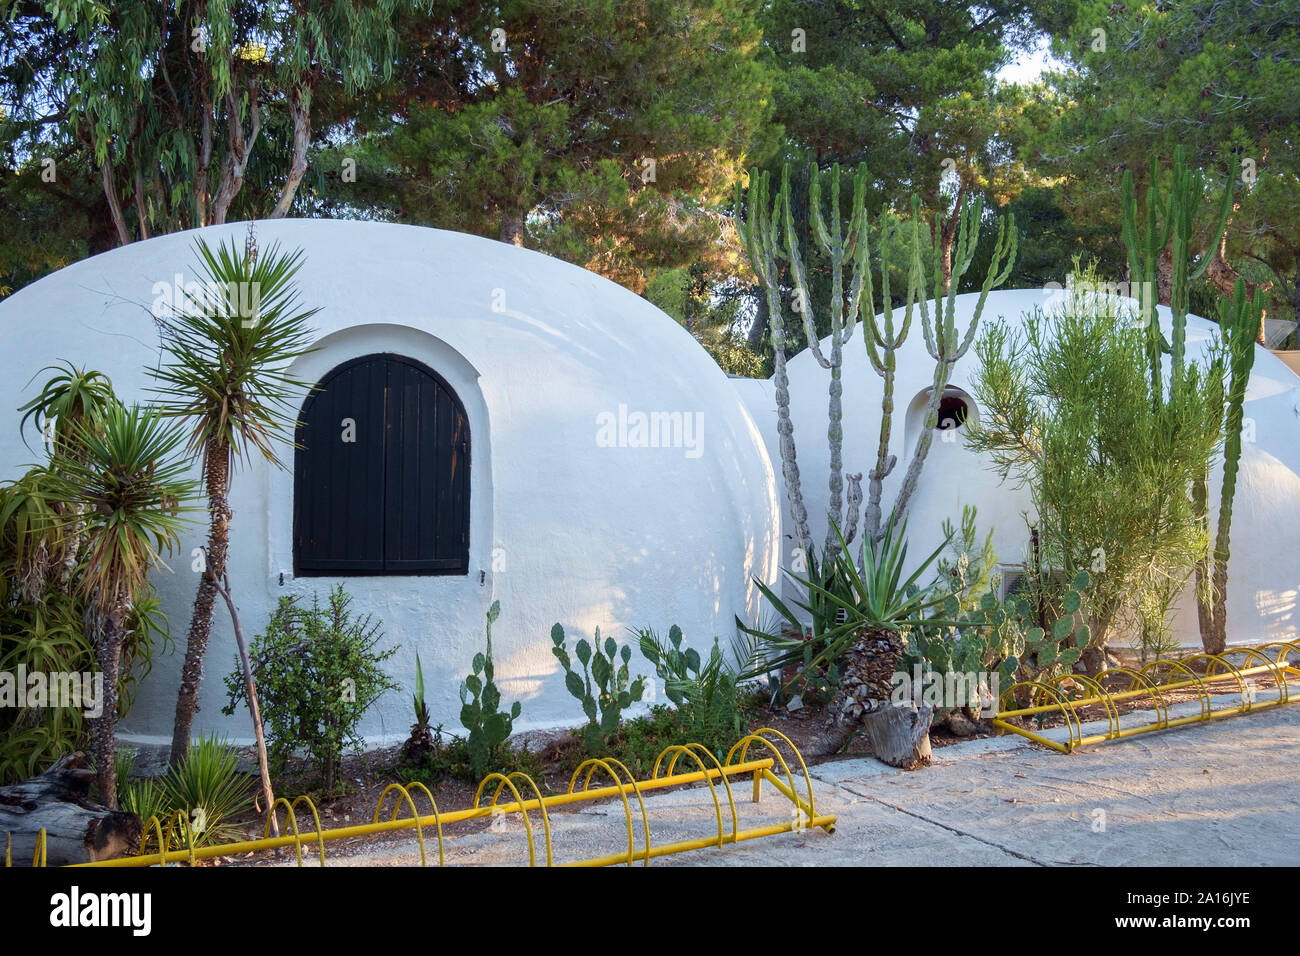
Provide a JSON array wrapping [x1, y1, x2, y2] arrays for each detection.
[[0, 0, 398, 241], [152, 236, 317, 765]]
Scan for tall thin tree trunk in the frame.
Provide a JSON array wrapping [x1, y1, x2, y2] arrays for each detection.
[[91, 608, 124, 809], [938, 187, 966, 295], [747, 288, 769, 352], [211, 81, 261, 225], [101, 161, 131, 246], [169, 443, 231, 767], [213, 572, 277, 836], [269, 87, 311, 219]]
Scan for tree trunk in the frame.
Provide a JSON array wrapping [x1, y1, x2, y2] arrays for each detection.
[[862, 702, 933, 769], [499, 207, 526, 246], [211, 80, 261, 225], [747, 288, 770, 352], [90, 607, 124, 809], [269, 86, 311, 219], [0, 753, 142, 865], [213, 572, 277, 834], [100, 160, 131, 246], [169, 443, 232, 767], [1203, 227, 1271, 341], [938, 187, 966, 295]]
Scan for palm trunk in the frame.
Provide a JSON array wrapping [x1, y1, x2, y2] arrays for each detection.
[[169, 442, 231, 767], [91, 607, 125, 809]]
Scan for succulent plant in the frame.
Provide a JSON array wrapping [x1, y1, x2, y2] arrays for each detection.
[[551, 624, 646, 754], [459, 601, 521, 778]]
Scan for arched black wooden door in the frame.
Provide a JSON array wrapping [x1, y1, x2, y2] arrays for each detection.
[[293, 353, 470, 575]]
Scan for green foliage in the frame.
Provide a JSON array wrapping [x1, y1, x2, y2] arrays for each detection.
[[636, 626, 745, 755], [2, 1, 399, 239], [551, 623, 647, 755], [458, 601, 522, 779], [402, 652, 433, 763], [151, 237, 319, 468], [157, 735, 253, 849], [312, 0, 770, 292], [0, 368, 183, 787], [400, 723, 544, 790], [967, 263, 1223, 662], [933, 505, 998, 617], [222, 586, 399, 793], [739, 518, 963, 687], [1047, 0, 1300, 332]]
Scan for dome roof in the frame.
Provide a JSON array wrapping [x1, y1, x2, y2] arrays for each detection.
[[0, 220, 780, 740], [746, 288, 1300, 646]]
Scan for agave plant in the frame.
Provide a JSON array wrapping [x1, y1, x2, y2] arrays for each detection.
[[152, 235, 319, 766], [740, 518, 961, 687], [54, 403, 198, 805], [402, 652, 435, 764]]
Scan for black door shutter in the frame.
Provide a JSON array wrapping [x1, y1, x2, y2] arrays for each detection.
[[294, 354, 470, 575]]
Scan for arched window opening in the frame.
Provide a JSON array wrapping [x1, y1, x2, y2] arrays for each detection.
[[936, 393, 970, 431], [293, 353, 470, 576]]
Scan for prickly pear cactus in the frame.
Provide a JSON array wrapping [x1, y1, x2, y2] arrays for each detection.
[[459, 600, 522, 778], [552, 624, 647, 754]]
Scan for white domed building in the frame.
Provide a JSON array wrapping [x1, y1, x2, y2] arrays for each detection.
[[0, 220, 781, 746], [735, 287, 1300, 649], [3, 223, 1297, 752]]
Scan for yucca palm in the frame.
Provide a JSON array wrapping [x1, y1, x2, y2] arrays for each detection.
[[741, 520, 960, 683], [55, 404, 197, 806], [14, 364, 122, 594], [152, 236, 318, 766]]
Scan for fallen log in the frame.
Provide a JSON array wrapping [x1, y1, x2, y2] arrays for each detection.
[[0, 752, 142, 865]]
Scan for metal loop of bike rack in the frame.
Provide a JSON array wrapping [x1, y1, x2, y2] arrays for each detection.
[[993, 640, 1300, 753], [8, 729, 835, 867]]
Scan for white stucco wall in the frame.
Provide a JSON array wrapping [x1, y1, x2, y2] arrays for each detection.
[[734, 288, 1300, 648], [0, 220, 781, 747]]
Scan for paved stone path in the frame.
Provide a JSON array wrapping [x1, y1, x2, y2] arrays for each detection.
[[265, 700, 1300, 867]]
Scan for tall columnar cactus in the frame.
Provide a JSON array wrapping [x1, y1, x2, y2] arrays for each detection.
[[1120, 145, 1234, 406], [863, 194, 1016, 547], [786, 164, 871, 554], [737, 164, 872, 559], [739, 165, 1015, 563], [1121, 147, 1252, 656], [1195, 279, 1263, 654], [737, 167, 813, 558]]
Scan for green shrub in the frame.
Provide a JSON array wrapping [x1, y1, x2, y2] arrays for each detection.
[[637, 626, 745, 756], [400, 723, 544, 790], [222, 585, 399, 793], [551, 624, 646, 754], [459, 600, 522, 779]]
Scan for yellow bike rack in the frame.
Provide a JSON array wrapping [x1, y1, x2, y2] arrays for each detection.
[[993, 639, 1300, 753], [7, 728, 834, 867]]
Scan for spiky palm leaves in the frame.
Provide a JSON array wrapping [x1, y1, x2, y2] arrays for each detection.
[[14, 364, 122, 596], [54, 404, 197, 806], [740, 519, 962, 720], [153, 237, 318, 766]]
